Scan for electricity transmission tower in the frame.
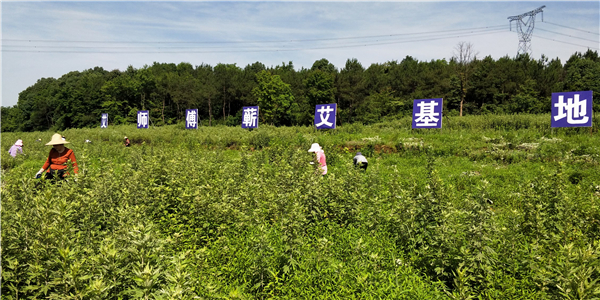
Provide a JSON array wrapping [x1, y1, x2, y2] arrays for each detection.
[[508, 5, 546, 56]]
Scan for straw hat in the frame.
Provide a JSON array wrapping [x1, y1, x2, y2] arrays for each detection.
[[45, 133, 70, 145], [15, 139, 23, 146], [308, 143, 322, 152]]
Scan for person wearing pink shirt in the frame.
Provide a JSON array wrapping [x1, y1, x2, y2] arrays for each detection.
[[8, 139, 24, 157], [308, 143, 327, 175]]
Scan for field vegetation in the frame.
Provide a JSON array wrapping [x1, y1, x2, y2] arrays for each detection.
[[2, 114, 600, 299]]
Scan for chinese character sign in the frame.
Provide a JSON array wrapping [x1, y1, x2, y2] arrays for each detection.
[[551, 91, 593, 128], [412, 98, 443, 128], [314, 104, 336, 129], [101, 113, 108, 128], [137, 110, 149, 129], [242, 106, 259, 128], [186, 109, 198, 129]]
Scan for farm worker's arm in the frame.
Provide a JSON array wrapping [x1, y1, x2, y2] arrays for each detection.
[[68, 150, 79, 174], [36, 151, 52, 177]]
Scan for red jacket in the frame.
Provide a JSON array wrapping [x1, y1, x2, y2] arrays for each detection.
[[42, 148, 79, 174]]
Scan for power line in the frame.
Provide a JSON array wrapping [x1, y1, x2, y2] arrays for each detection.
[[541, 21, 600, 35], [536, 28, 599, 43], [2, 25, 507, 45], [2, 29, 508, 54], [3, 28, 505, 50], [533, 34, 599, 50]]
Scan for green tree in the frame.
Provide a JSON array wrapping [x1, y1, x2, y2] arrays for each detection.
[[562, 50, 600, 111], [100, 68, 140, 125], [509, 79, 544, 114], [0, 106, 25, 132], [196, 64, 217, 126], [302, 70, 336, 125], [311, 58, 336, 73], [16, 77, 59, 131], [168, 63, 200, 122], [306, 61, 335, 97], [214, 63, 242, 122], [252, 70, 295, 126], [272, 61, 307, 125], [337, 58, 366, 124], [240, 62, 266, 106], [307, 59, 337, 106], [357, 86, 400, 124], [68, 68, 109, 129]]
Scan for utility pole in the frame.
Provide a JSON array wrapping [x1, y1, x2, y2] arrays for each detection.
[[508, 5, 546, 56]]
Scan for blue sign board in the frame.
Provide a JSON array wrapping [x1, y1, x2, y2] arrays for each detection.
[[137, 110, 149, 129], [185, 109, 198, 129], [314, 104, 337, 129], [412, 98, 443, 129], [551, 91, 593, 128], [101, 113, 108, 128], [242, 106, 259, 129]]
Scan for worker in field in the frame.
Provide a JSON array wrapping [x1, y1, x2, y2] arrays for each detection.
[[35, 133, 79, 181], [8, 139, 24, 158], [308, 143, 327, 175], [353, 152, 368, 171], [124, 136, 131, 147]]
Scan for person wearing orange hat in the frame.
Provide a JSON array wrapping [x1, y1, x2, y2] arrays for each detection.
[[35, 133, 79, 180]]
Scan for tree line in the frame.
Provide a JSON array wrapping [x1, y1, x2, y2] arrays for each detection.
[[2, 48, 599, 132]]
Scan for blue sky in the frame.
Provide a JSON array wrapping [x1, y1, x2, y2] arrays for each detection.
[[1, 1, 598, 107]]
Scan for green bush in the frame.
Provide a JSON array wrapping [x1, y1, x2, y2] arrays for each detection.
[[2, 117, 599, 299]]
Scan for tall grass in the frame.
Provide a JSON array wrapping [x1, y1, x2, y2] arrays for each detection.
[[2, 114, 599, 299]]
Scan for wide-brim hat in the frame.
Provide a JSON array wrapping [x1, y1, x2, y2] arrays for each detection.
[[308, 143, 322, 152], [15, 139, 23, 146], [46, 133, 70, 145]]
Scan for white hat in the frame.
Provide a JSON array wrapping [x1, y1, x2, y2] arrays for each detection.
[[45, 133, 70, 145], [15, 139, 23, 146], [308, 143, 322, 152]]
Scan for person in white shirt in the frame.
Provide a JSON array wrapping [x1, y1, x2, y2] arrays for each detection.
[[353, 152, 368, 171]]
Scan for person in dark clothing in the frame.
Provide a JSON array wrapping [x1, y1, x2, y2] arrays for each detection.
[[353, 152, 368, 170], [124, 136, 131, 147]]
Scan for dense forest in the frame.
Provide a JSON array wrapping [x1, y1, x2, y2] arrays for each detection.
[[2, 49, 599, 132]]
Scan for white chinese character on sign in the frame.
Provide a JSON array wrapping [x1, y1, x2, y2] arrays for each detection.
[[186, 110, 197, 128], [243, 107, 258, 127], [138, 112, 148, 127], [414, 101, 440, 126], [101, 115, 107, 128], [316, 105, 334, 127], [554, 94, 588, 124]]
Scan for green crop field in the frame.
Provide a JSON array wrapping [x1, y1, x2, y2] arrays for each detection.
[[2, 114, 600, 299]]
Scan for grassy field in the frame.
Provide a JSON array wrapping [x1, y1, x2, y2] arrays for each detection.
[[2, 114, 600, 299]]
